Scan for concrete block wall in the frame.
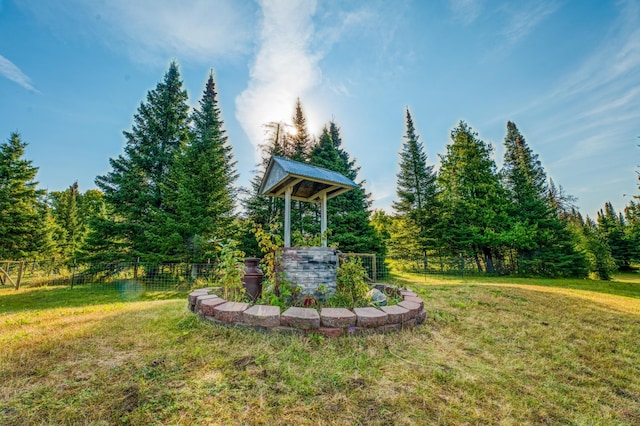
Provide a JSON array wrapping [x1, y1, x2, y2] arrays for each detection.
[[282, 247, 337, 295]]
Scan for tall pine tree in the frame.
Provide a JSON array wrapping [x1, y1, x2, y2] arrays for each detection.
[[94, 61, 190, 261], [289, 98, 311, 162], [501, 121, 585, 276], [0, 132, 46, 259], [174, 72, 238, 260], [567, 212, 615, 280], [50, 181, 82, 260], [436, 121, 509, 272], [243, 99, 314, 244], [597, 202, 634, 270], [393, 108, 438, 261], [309, 121, 384, 254]]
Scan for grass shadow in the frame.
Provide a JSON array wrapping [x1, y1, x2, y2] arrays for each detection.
[[0, 283, 185, 313], [391, 271, 640, 300]]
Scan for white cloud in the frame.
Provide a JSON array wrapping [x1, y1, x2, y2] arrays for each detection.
[[449, 0, 483, 25], [501, 1, 559, 46], [0, 55, 38, 92], [235, 0, 323, 160], [15, 0, 254, 64]]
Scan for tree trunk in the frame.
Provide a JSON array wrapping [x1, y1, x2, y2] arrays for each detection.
[[483, 247, 495, 274], [474, 252, 483, 272]]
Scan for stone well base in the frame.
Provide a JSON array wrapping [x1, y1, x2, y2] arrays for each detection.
[[187, 285, 427, 337], [282, 247, 337, 295]]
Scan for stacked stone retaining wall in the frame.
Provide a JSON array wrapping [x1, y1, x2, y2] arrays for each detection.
[[188, 285, 426, 337], [282, 247, 337, 295]]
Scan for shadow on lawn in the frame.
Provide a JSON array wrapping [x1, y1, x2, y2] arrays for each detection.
[[392, 272, 640, 300], [0, 283, 185, 313]]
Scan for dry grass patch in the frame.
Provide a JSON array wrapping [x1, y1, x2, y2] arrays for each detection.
[[1, 277, 640, 424]]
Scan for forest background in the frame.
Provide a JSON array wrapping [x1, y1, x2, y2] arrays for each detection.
[[2, 62, 639, 281]]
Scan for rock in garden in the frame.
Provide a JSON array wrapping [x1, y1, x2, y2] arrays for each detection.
[[366, 288, 387, 306]]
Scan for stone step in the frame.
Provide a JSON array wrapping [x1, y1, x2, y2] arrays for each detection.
[[195, 295, 220, 312], [398, 300, 421, 319], [380, 305, 410, 324], [214, 301, 250, 323], [188, 290, 209, 306], [402, 296, 424, 310], [320, 308, 356, 328], [281, 307, 320, 330], [242, 305, 281, 328], [200, 297, 227, 316], [399, 290, 417, 298], [353, 307, 388, 328]]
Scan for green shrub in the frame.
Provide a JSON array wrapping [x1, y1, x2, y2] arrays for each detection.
[[336, 257, 370, 308]]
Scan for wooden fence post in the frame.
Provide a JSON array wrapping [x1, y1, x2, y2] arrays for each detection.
[[16, 261, 25, 290], [0, 261, 6, 286], [372, 254, 377, 282]]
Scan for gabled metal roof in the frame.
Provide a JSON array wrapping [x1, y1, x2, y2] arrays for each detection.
[[259, 156, 357, 202]]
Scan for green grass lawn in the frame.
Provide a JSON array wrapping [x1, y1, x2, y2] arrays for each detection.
[[1, 274, 640, 425]]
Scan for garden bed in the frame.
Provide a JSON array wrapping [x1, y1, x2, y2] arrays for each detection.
[[187, 285, 427, 337]]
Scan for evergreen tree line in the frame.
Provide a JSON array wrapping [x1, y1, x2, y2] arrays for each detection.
[[1, 61, 638, 280], [0, 62, 381, 265], [373, 110, 640, 279]]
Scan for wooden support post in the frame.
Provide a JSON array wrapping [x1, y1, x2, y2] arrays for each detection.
[[321, 193, 327, 247], [284, 186, 292, 247]]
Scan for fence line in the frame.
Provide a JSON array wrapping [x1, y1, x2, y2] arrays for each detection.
[[0, 261, 26, 289], [2, 253, 496, 291], [1, 256, 384, 291]]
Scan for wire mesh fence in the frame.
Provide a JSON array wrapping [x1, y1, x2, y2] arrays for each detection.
[[0, 253, 498, 291], [2, 253, 491, 292], [3, 256, 387, 291], [0, 259, 218, 291], [337, 253, 390, 282], [386, 254, 506, 276]]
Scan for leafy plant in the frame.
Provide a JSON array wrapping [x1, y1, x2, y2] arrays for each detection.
[[257, 279, 299, 309], [336, 257, 370, 308], [215, 240, 245, 301], [291, 230, 336, 248], [254, 221, 283, 295]]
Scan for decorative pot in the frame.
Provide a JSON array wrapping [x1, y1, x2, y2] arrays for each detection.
[[242, 258, 264, 301]]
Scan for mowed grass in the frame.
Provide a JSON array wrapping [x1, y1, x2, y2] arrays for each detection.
[[1, 275, 640, 425]]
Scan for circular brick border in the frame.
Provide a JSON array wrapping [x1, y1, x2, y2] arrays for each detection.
[[187, 285, 426, 337]]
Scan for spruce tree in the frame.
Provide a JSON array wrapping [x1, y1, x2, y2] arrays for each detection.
[[50, 183, 106, 262], [597, 202, 634, 270], [243, 99, 314, 242], [50, 182, 82, 260], [567, 213, 615, 280], [289, 98, 311, 162], [94, 61, 190, 261], [624, 201, 640, 262], [288, 99, 315, 236], [0, 132, 45, 259], [501, 121, 585, 276], [436, 121, 509, 272], [309, 121, 384, 254], [174, 72, 238, 260], [243, 122, 289, 226], [393, 108, 438, 261]]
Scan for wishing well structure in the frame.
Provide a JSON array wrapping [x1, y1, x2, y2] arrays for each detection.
[[258, 156, 357, 295]]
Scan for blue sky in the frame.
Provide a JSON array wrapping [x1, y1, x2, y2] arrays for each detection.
[[1, 0, 639, 219]]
